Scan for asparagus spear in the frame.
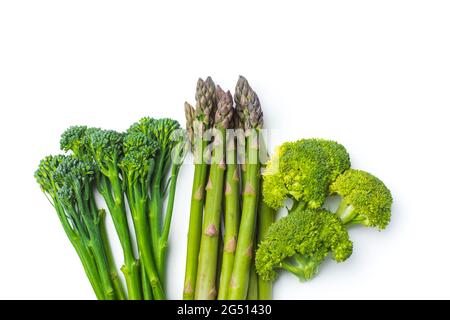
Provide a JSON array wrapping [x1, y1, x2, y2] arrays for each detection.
[[217, 111, 241, 299], [195, 86, 234, 299], [228, 76, 264, 300], [183, 77, 216, 299]]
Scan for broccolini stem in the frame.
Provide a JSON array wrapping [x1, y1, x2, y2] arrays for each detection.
[[141, 262, 154, 300], [133, 211, 165, 299], [99, 175, 142, 300], [217, 132, 240, 300], [228, 133, 260, 300], [54, 202, 105, 299], [149, 153, 165, 274], [158, 163, 182, 283], [99, 208, 127, 300], [87, 228, 116, 300], [129, 182, 165, 300], [195, 129, 227, 300], [247, 260, 258, 300], [74, 243, 105, 299]]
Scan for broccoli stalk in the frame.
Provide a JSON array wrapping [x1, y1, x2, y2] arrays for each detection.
[[195, 87, 233, 299], [120, 130, 164, 299], [99, 208, 127, 300], [228, 76, 264, 300], [60, 127, 142, 299], [158, 141, 185, 281], [217, 112, 241, 300], [183, 77, 216, 299], [35, 155, 105, 300], [255, 208, 353, 282], [126, 117, 182, 288], [330, 169, 393, 229], [54, 156, 119, 300]]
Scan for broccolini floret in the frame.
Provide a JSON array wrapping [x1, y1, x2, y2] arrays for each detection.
[[330, 169, 393, 229], [126, 117, 182, 279], [255, 207, 352, 282], [263, 138, 350, 210]]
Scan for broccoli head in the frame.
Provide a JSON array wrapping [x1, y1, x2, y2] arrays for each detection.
[[120, 131, 160, 183], [35, 154, 67, 198], [127, 117, 181, 152], [263, 139, 350, 210], [60, 126, 101, 160], [255, 207, 352, 282], [53, 155, 97, 197], [88, 129, 124, 174], [330, 169, 393, 229]]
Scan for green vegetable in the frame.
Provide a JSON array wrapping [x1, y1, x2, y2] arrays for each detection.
[[195, 87, 234, 299], [183, 77, 216, 299], [35, 155, 105, 299], [35, 155, 124, 300], [330, 169, 393, 229], [263, 138, 350, 210], [39, 116, 184, 300], [120, 129, 164, 299], [127, 117, 183, 286], [217, 112, 241, 300], [60, 126, 142, 299], [228, 76, 264, 300], [256, 195, 275, 299], [256, 207, 353, 282]]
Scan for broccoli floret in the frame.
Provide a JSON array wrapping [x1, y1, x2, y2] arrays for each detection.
[[60, 126, 100, 160], [255, 207, 352, 281], [127, 117, 180, 154], [88, 129, 124, 175], [120, 131, 159, 185], [330, 169, 393, 229], [34, 154, 66, 197], [53, 155, 96, 194], [263, 139, 350, 210]]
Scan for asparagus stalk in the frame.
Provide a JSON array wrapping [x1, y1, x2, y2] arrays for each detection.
[[217, 112, 241, 299], [183, 77, 216, 299], [228, 76, 264, 299], [195, 87, 234, 299]]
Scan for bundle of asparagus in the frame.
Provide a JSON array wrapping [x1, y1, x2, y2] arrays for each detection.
[[183, 76, 271, 300]]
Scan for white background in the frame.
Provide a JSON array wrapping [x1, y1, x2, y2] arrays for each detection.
[[1, 1, 449, 300]]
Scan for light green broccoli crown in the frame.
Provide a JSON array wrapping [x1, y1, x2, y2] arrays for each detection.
[[35, 154, 67, 196], [255, 208, 352, 281], [330, 169, 393, 229], [262, 139, 350, 210]]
